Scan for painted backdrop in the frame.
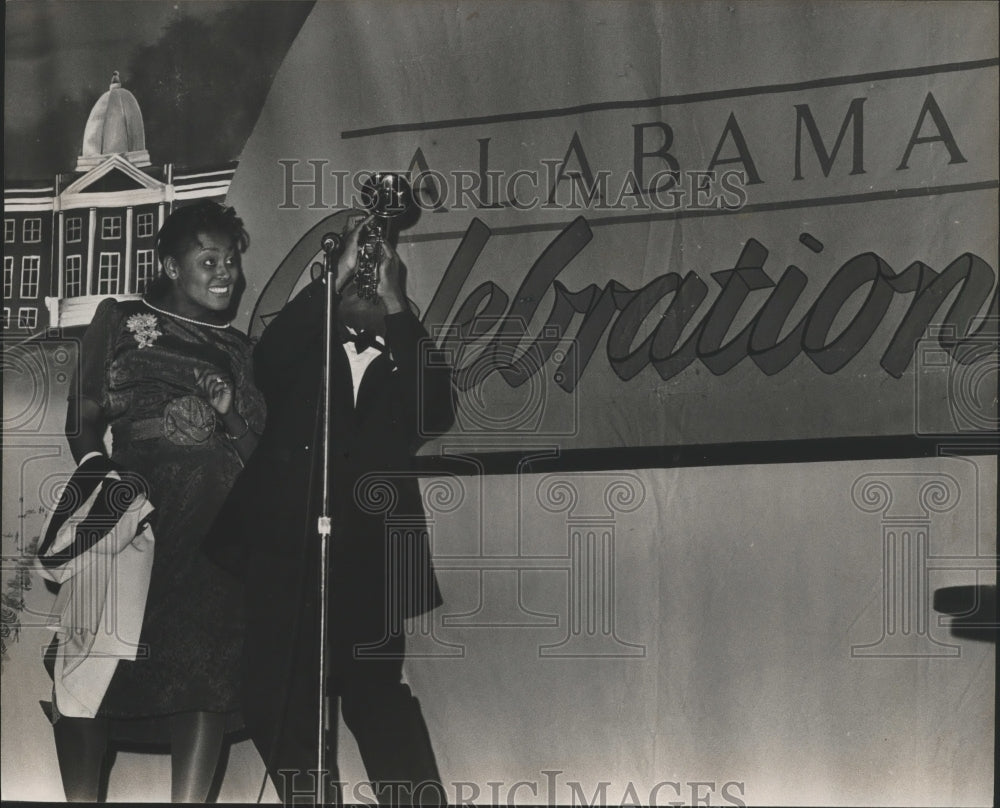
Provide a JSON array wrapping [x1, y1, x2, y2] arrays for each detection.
[[3, 2, 996, 805], [233, 0, 997, 452]]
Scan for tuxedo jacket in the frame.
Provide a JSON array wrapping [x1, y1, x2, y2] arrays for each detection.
[[206, 278, 454, 758]]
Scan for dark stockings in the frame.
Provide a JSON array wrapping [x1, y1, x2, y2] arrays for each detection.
[[52, 711, 226, 803], [169, 711, 227, 802], [52, 715, 109, 802]]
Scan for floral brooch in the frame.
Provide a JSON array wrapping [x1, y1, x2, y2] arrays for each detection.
[[126, 313, 162, 349]]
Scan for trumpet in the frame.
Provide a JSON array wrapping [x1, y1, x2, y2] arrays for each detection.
[[353, 172, 413, 301]]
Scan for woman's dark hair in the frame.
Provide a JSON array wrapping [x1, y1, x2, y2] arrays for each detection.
[[146, 201, 250, 300]]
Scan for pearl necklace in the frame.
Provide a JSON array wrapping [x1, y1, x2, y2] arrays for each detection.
[[142, 299, 232, 329]]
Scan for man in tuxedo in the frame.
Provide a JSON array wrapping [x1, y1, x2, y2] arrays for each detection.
[[209, 217, 454, 805]]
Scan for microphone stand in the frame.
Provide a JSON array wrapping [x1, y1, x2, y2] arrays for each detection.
[[316, 232, 342, 805]]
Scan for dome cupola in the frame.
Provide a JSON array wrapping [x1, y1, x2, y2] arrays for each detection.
[[76, 72, 151, 170]]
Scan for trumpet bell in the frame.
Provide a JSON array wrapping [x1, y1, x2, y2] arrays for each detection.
[[359, 172, 413, 219], [352, 172, 414, 303]]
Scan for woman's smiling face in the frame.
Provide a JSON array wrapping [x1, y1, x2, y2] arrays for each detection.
[[165, 230, 242, 318]]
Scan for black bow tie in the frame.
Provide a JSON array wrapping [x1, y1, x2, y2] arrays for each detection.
[[343, 330, 384, 353]]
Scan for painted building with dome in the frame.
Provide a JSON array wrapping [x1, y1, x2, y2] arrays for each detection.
[[3, 73, 236, 336]]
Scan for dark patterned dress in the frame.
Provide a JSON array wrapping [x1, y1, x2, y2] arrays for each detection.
[[69, 297, 265, 723]]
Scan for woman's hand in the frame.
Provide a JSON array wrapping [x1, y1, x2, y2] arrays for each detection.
[[194, 368, 234, 416], [195, 368, 256, 461]]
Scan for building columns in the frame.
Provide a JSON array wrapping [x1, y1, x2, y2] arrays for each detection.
[[86, 207, 97, 295], [124, 206, 133, 293], [56, 211, 65, 299]]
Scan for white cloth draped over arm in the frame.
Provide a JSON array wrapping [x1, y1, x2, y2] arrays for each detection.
[[35, 456, 155, 719]]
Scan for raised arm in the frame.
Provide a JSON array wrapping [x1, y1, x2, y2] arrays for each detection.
[[254, 217, 371, 406], [252, 276, 331, 406], [377, 248, 456, 447], [384, 308, 456, 447]]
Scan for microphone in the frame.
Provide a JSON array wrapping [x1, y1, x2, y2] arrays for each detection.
[[321, 232, 343, 254], [318, 232, 344, 279]]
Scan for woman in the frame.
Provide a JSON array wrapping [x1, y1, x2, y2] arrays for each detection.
[[52, 201, 264, 802]]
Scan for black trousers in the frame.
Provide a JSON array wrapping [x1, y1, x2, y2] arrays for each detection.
[[266, 617, 444, 806]]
